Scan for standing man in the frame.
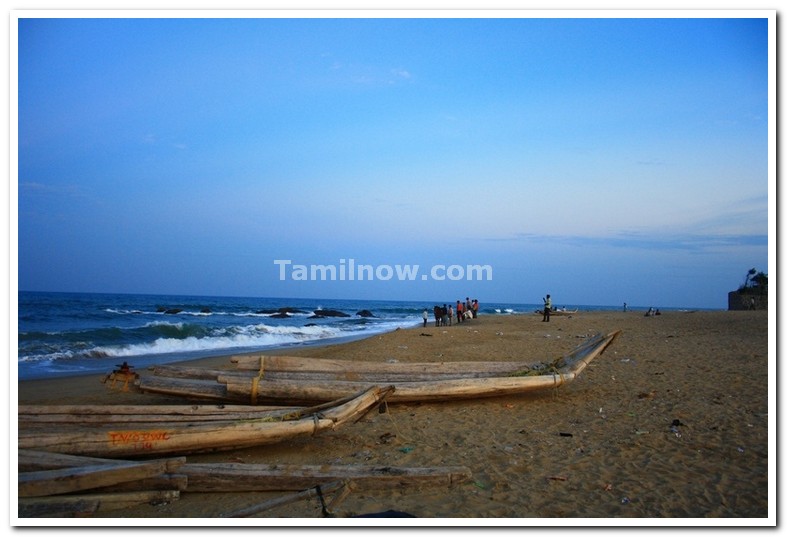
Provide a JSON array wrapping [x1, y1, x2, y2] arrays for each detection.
[[542, 294, 552, 322]]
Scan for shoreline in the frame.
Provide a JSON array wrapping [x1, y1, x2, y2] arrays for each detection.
[[16, 310, 771, 520]]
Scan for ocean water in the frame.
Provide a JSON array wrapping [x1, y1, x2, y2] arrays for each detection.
[[17, 291, 544, 380]]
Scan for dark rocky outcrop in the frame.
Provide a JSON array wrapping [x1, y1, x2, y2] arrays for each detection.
[[355, 310, 376, 318], [728, 291, 767, 311], [309, 309, 351, 318], [256, 307, 307, 315]]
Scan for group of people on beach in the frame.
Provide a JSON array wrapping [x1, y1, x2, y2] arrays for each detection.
[[423, 297, 479, 327]]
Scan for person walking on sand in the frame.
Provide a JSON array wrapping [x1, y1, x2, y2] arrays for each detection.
[[422, 308, 428, 328], [456, 300, 464, 324], [448, 304, 454, 326], [542, 294, 552, 322], [433, 305, 442, 327]]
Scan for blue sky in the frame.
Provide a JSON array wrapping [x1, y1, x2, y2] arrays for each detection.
[[16, 14, 772, 308]]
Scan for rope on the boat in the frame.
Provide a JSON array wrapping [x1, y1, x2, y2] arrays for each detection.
[[552, 369, 565, 399], [250, 370, 266, 406], [247, 355, 266, 404]]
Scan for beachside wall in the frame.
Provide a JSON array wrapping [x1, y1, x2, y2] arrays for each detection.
[[728, 291, 767, 311]]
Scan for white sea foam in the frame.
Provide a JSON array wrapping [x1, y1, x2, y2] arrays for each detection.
[[90, 323, 347, 358]]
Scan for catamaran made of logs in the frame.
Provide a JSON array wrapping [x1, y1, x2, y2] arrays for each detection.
[[134, 330, 621, 405]]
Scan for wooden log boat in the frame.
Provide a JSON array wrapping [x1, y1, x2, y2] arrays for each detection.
[[18, 385, 393, 458], [135, 331, 620, 405], [18, 449, 470, 518], [534, 308, 578, 316]]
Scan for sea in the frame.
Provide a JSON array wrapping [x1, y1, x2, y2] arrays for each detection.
[[18, 291, 566, 381]]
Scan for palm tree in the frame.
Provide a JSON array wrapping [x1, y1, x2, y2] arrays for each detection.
[[752, 271, 768, 291], [743, 267, 757, 289]]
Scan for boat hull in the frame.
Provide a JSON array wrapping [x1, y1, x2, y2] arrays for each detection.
[[18, 386, 393, 458], [136, 331, 621, 405]]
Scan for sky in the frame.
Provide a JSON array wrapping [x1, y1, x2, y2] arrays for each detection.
[[15, 13, 773, 309]]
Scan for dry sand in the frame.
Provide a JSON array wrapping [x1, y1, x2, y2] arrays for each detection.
[[16, 310, 770, 521]]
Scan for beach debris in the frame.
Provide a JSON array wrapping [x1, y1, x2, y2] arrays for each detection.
[[603, 483, 613, 492], [101, 361, 139, 392], [473, 481, 487, 490], [558, 432, 573, 437], [503, 403, 515, 409], [419, 333, 433, 337], [353, 509, 416, 518], [669, 419, 685, 436], [621, 497, 631, 504], [737, 446, 745, 453], [398, 446, 414, 454], [637, 390, 657, 399], [378, 432, 396, 444], [546, 476, 567, 481], [223, 480, 346, 517], [669, 420, 683, 437]]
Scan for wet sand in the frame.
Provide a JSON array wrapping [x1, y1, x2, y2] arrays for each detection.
[[16, 310, 771, 522]]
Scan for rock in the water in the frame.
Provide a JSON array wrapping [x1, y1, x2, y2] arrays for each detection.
[[310, 309, 351, 318]]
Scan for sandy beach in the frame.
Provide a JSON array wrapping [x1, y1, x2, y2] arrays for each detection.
[[16, 309, 770, 521]]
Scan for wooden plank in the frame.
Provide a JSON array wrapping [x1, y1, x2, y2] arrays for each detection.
[[181, 463, 472, 492], [135, 376, 230, 401], [220, 374, 571, 404], [18, 450, 186, 472], [18, 450, 122, 472], [19, 403, 299, 424], [147, 364, 233, 380], [230, 354, 537, 374], [18, 490, 179, 518], [88, 473, 188, 493], [19, 457, 186, 497], [18, 497, 100, 518]]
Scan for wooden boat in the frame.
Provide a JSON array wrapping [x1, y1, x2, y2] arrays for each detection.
[[534, 308, 578, 316], [18, 448, 470, 518], [17, 385, 393, 458], [135, 331, 621, 405]]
